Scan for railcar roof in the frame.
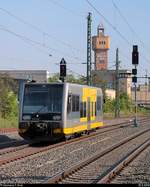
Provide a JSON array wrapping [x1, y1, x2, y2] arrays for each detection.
[[25, 82, 102, 90]]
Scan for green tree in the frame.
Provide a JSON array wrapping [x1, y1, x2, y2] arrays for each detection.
[[48, 73, 60, 83], [119, 93, 133, 112], [0, 75, 18, 119], [103, 96, 115, 113], [48, 73, 86, 84]]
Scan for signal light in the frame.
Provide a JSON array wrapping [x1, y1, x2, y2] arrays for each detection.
[[60, 64, 66, 77], [60, 58, 67, 82], [132, 45, 139, 65], [132, 69, 137, 75], [132, 76, 137, 83], [133, 45, 138, 52]]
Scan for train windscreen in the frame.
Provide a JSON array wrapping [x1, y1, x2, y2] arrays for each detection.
[[23, 84, 63, 115]]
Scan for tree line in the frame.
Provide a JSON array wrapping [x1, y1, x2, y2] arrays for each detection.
[[49, 73, 134, 114], [0, 73, 141, 120], [0, 75, 18, 119]]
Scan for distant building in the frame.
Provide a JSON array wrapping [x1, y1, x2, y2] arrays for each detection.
[[0, 70, 49, 83], [105, 89, 116, 100], [132, 84, 150, 105], [92, 69, 132, 97], [92, 24, 110, 71]]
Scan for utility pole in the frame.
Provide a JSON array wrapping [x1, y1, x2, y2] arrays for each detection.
[[145, 70, 148, 104], [115, 48, 120, 118], [87, 12, 92, 86]]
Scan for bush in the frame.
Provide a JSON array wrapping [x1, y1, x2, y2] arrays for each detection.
[[103, 93, 134, 114], [103, 96, 115, 113], [0, 76, 18, 119]]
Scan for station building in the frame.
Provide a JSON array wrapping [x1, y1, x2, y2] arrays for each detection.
[[0, 70, 49, 83]]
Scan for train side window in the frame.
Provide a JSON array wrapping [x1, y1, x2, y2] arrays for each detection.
[[83, 102, 86, 117], [91, 102, 93, 117], [72, 95, 80, 112], [67, 94, 72, 113], [80, 102, 83, 117], [80, 102, 86, 118], [72, 95, 76, 112], [76, 96, 79, 111], [97, 96, 101, 111], [95, 102, 97, 116]]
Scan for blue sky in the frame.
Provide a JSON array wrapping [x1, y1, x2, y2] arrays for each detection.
[[0, 0, 149, 81]]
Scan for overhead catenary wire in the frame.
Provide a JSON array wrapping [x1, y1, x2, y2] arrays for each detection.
[[0, 7, 85, 55], [0, 25, 86, 79], [86, 0, 150, 75], [0, 25, 85, 62], [0, 6, 87, 79], [86, 0, 132, 46], [112, 0, 150, 54], [46, 0, 84, 18], [112, 0, 150, 73]]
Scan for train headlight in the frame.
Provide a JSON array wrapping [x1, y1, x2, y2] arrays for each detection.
[[23, 115, 31, 120], [53, 115, 61, 121]]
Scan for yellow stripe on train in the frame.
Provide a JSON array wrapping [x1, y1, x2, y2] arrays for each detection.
[[63, 121, 103, 135], [90, 122, 103, 129], [63, 125, 87, 135]]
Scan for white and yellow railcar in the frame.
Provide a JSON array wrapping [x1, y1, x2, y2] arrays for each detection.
[[19, 83, 103, 142]]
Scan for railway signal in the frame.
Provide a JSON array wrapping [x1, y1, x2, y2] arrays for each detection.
[[132, 45, 139, 127], [132, 45, 139, 65], [132, 68, 137, 75], [60, 58, 67, 82], [132, 76, 137, 83]]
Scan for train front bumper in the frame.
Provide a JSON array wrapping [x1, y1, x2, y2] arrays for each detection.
[[18, 121, 63, 142]]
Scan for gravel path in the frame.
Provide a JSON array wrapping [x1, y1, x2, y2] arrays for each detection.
[[0, 121, 149, 184]]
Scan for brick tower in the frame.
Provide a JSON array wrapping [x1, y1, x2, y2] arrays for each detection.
[[92, 24, 110, 70]]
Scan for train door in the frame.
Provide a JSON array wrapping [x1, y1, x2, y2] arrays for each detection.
[[87, 97, 91, 130]]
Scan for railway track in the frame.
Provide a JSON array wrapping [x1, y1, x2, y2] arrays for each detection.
[[0, 117, 136, 152], [0, 140, 28, 150], [0, 118, 149, 168], [0, 141, 29, 157], [46, 128, 150, 184], [97, 138, 150, 184], [0, 118, 149, 184]]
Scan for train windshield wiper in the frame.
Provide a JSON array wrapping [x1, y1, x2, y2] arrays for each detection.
[[34, 105, 47, 115]]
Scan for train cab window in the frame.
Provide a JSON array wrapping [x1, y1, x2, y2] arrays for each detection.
[[72, 95, 80, 112]]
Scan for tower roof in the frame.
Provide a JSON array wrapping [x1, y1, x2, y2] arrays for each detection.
[[98, 23, 104, 30], [97, 23, 105, 35]]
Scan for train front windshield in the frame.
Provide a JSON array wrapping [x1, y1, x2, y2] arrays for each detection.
[[23, 84, 63, 117]]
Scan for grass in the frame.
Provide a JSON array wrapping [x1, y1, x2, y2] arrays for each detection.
[[0, 117, 18, 128], [0, 107, 150, 128], [104, 108, 150, 119]]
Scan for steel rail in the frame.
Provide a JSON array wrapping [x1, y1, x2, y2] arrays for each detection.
[[0, 119, 136, 158], [97, 138, 150, 184], [46, 128, 150, 184], [0, 140, 28, 150], [0, 118, 150, 168]]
